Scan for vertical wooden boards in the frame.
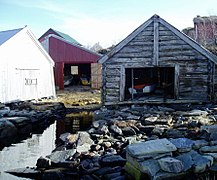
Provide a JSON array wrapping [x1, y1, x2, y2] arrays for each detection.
[[91, 63, 102, 89], [153, 17, 159, 66]]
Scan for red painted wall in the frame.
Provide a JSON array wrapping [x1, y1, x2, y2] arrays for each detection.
[[49, 37, 100, 64], [48, 37, 100, 89]]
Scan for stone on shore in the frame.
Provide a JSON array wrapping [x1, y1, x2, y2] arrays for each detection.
[[0, 119, 17, 140], [158, 157, 184, 173], [46, 149, 76, 165], [126, 138, 177, 158], [169, 138, 193, 152]]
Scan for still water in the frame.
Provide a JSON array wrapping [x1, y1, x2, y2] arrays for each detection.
[[0, 111, 93, 180]]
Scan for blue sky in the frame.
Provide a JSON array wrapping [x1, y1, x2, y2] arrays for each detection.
[[1, 0, 217, 48]]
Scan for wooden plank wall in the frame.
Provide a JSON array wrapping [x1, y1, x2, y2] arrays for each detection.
[[158, 24, 210, 100], [91, 63, 102, 89], [102, 21, 213, 103], [103, 23, 154, 103]]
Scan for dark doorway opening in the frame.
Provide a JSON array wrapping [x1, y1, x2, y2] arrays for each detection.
[[64, 63, 91, 86], [125, 67, 175, 101]]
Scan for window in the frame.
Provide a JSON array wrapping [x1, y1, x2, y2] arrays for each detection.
[[71, 66, 78, 75]]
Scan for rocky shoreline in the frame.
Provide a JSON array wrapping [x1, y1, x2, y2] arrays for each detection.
[[0, 101, 66, 149], [5, 103, 217, 180]]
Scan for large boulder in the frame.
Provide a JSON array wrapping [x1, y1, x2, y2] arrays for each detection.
[[0, 118, 17, 139], [126, 138, 177, 159]]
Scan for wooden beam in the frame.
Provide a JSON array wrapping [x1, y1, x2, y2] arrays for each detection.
[[153, 17, 159, 66], [119, 65, 125, 101], [131, 68, 134, 100]]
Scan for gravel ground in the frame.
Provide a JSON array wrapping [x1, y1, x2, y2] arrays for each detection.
[[48, 86, 102, 110]]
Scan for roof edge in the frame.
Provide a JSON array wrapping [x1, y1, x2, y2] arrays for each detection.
[[23, 26, 55, 66], [158, 18, 217, 63], [98, 15, 155, 64], [47, 34, 102, 57]]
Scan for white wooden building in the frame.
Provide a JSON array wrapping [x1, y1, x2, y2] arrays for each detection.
[[0, 26, 56, 103]]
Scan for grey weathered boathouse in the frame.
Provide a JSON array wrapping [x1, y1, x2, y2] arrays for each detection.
[[99, 14, 217, 105]]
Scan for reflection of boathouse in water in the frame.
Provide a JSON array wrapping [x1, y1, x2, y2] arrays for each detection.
[[99, 14, 217, 105], [56, 112, 93, 138]]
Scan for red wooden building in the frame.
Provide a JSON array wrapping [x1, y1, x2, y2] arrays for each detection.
[[39, 28, 101, 90]]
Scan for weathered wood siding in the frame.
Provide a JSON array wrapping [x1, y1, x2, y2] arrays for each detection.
[[158, 24, 210, 100], [102, 23, 154, 103], [101, 15, 217, 104]]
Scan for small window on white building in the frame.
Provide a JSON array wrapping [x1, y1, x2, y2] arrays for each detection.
[[71, 66, 78, 75]]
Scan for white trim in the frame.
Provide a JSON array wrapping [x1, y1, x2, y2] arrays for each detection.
[[22, 27, 55, 66]]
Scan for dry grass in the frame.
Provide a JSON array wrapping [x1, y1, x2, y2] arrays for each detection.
[[51, 86, 101, 108]]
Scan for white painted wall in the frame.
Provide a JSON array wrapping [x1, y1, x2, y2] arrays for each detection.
[[0, 27, 56, 103]]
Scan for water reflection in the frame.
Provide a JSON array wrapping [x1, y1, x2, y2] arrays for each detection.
[[56, 111, 93, 137], [0, 122, 56, 180], [0, 111, 93, 179]]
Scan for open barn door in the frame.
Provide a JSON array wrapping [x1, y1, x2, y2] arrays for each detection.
[[124, 67, 175, 101]]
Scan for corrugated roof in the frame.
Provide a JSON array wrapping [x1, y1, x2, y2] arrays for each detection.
[[0, 28, 22, 45], [51, 28, 81, 46]]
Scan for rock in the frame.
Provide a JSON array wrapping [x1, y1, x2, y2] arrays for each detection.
[[102, 172, 122, 180], [77, 131, 94, 146], [191, 150, 211, 173], [18, 124, 32, 135], [210, 132, 217, 141], [201, 125, 217, 133], [77, 143, 92, 153], [6, 167, 41, 179], [126, 138, 177, 158], [144, 116, 158, 124], [154, 171, 188, 180], [80, 175, 95, 180], [137, 125, 154, 134], [103, 141, 112, 148], [92, 120, 107, 128], [126, 114, 140, 120], [80, 158, 94, 170], [199, 145, 217, 153], [176, 151, 194, 171], [46, 149, 76, 164], [126, 157, 160, 177], [110, 125, 123, 136], [158, 157, 184, 173], [98, 125, 109, 135], [36, 156, 52, 168], [158, 106, 175, 112], [0, 107, 10, 117], [124, 162, 151, 180], [0, 119, 17, 139], [169, 138, 193, 152], [122, 127, 136, 136], [165, 129, 184, 138], [59, 133, 78, 144], [192, 140, 209, 149], [151, 125, 169, 136], [210, 140, 217, 146], [100, 154, 126, 167], [181, 109, 208, 117], [197, 117, 213, 125], [202, 155, 214, 166], [94, 167, 113, 177], [7, 116, 31, 128], [42, 168, 65, 180], [203, 153, 217, 160]]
